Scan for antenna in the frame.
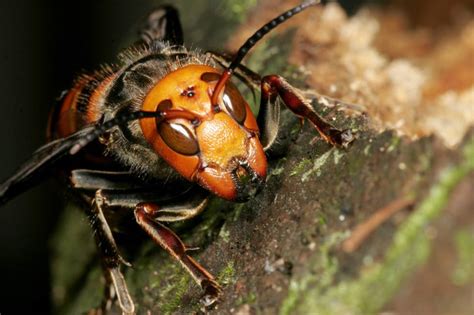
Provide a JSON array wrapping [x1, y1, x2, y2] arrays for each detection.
[[211, 0, 320, 106]]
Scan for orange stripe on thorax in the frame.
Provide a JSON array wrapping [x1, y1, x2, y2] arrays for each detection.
[[86, 73, 117, 124], [49, 72, 117, 139], [53, 86, 82, 138]]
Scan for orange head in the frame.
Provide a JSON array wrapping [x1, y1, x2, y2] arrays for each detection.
[[140, 64, 267, 201]]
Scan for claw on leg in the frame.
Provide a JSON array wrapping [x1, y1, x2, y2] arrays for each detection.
[[109, 268, 135, 315], [200, 278, 222, 307]]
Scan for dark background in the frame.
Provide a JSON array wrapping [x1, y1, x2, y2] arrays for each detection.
[[0, 1, 373, 313]]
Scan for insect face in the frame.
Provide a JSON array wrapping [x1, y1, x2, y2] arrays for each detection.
[[140, 64, 267, 201]]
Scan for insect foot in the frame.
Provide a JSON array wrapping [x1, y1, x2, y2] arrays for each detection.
[[200, 278, 223, 308]]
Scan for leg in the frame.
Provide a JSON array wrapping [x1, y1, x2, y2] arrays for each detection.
[[71, 169, 147, 191], [97, 188, 209, 222], [86, 190, 135, 315], [85, 188, 210, 313], [260, 75, 354, 151], [134, 203, 221, 306], [71, 169, 209, 219], [139, 5, 184, 46], [76, 170, 215, 308]]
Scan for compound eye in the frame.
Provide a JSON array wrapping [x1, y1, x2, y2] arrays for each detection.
[[223, 82, 246, 124], [201, 72, 247, 124], [201, 72, 221, 82], [157, 121, 199, 156], [157, 99, 173, 111]]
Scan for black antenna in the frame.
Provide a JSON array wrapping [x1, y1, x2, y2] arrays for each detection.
[[229, 0, 320, 71], [69, 111, 156, 155], [211, 0, 320, 105]]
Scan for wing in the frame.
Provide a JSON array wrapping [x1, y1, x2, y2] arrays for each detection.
[[139, 5, 184, 46], [0, 126, 95, 206]]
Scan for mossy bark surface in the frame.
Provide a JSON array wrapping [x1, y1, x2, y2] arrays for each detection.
[[51, 124, 474, 314]]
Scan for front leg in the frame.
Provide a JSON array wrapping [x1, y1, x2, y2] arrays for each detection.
[[134, 203, 221, 306], [259, 75, 354, 151]]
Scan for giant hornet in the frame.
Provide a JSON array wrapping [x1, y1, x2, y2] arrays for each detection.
[[0, 0, 353, 313]]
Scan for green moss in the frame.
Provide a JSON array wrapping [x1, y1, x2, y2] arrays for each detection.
[[268, 158, 288, 179], [290, 158, 313, 177], [463, 137, 474, 169], [158, 273, 192, 314], [451, 229, 474, 286], [236, 291, 257, 306], [301, 149, 335, 182], [280, 136, 474, 315], [218, 261, 237, 286], [333, 149, 345, 165], [271, 166, 286, 177], [223, 0, 258, 22], [317, 212, 328, 227], [219, 224, 231, 243], [363, 144, 372, 156], [387, 136, 401, 153], [127, 251, 193, 314], [231, 203, 247, 222]]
